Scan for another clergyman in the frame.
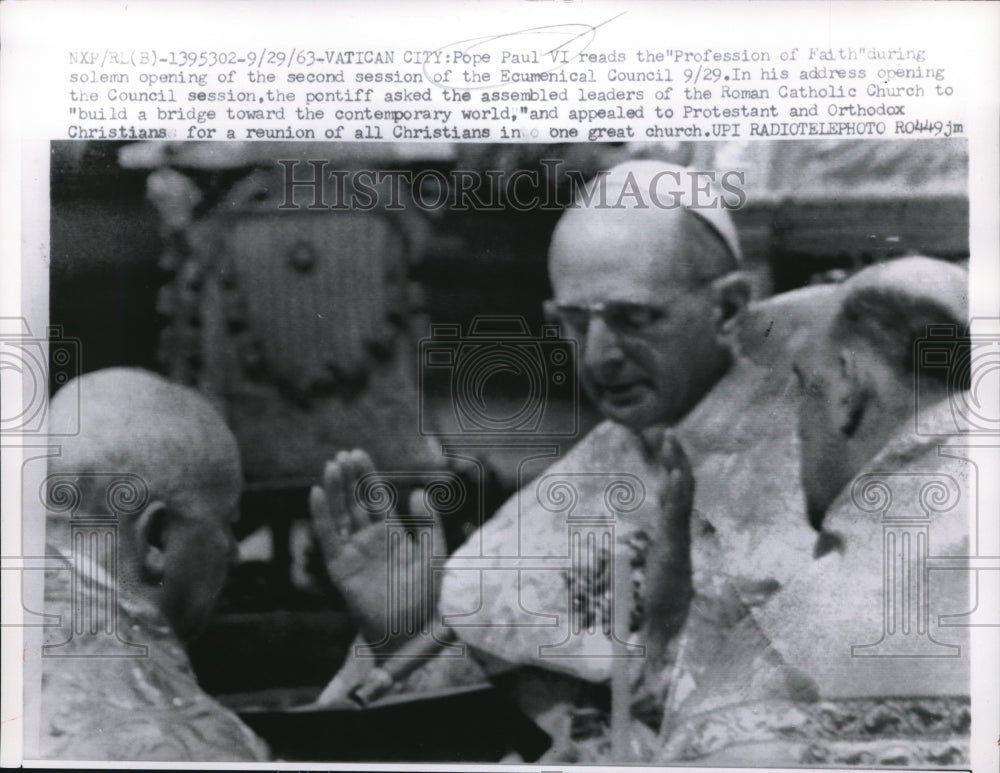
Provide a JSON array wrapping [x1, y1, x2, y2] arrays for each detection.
[[40, 368, 271, 761], [655, 257, 971, 767]]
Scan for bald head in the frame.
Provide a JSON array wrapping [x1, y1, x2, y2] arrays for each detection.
[[49, 368, 242, 516], [546, 161, 749, 429], [795, 257, 969, 526], [832, 256, 969, 384], [48, 368, 243, 640], [550, 161, 742, 293]]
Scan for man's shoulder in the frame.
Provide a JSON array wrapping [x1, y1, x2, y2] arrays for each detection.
[[450, 419, 662, 555], [824, 397, 970, 546], [557, 419, 651, 467], [752, 405, 971, 700], [40, 561, 270, 762], [40, 642, 271, 762]]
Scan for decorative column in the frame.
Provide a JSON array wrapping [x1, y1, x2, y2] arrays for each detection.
[[850, 472, 961, 658], [537, 474, 646, 660], [42, 473, 149, 658], [352, 471, 466, 659]]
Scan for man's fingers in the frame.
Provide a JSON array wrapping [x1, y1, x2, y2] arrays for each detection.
[[658, 432, 692, 477], [321, 457, 355, 538], [659, 433, 694, 496], [323, 456, 348, 515], [363, 476, 391, 524], [321, 450, 380, 534], [343, 449, 377, 530], [308, 485, 330, 537], [664, 467, 694, 514], [657, 433, 695, 532], [309, 484, 345, 561]]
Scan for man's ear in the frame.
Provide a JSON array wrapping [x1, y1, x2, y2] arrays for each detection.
[[134, 500, 171, 581], [832, 347, 870, 437], [709, 272, 752, 341]]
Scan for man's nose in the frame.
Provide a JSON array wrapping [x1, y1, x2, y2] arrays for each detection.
[[582, 316, 625, 372]]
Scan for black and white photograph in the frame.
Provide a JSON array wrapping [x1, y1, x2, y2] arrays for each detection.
[[16, 137, 978, 765]]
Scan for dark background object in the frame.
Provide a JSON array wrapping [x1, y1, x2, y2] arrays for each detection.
[[233, 685, 552, 762]]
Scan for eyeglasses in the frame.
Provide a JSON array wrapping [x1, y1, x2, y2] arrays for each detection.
[[543, 299, 671, 337]]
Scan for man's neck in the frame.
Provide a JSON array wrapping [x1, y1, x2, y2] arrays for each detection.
[[46, 513, 167, 629], [824, 394, 952, 522]]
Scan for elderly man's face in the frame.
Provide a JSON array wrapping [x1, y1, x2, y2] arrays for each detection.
[[159, 472, 242, 641], [548, 207, 733, 429], [793, 321, 855, 529]]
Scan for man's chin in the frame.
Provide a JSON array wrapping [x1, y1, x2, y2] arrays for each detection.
[[597, 398, 660, 431]]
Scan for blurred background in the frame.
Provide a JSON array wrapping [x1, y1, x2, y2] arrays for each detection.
[[48, 138, 968, 757]]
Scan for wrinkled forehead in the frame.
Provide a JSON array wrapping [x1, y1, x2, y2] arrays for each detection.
[[548, 205, 720, 304]]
